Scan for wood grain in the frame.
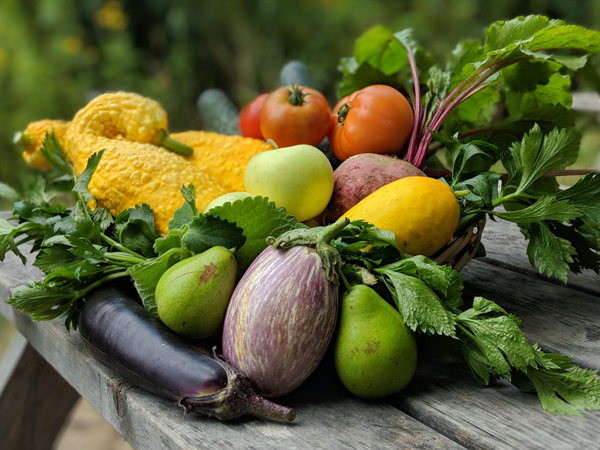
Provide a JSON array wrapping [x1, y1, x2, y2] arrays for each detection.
[[478, 217, 600, 296], [0, 338, 80, 450]]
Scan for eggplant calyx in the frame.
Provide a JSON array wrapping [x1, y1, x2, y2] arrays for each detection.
[[178, 348, 295, 422], [268, 219, 350, 286], [268, 218, 350, 249]]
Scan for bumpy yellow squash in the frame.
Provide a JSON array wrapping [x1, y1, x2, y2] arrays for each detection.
[[341, 177, 459, 257]]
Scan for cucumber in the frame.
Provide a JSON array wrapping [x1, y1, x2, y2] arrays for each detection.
[[279, 61, 316, 88], [197, 88, 241, 135]]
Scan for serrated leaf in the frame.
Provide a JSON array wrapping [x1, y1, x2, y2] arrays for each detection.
[[33, 245, 84, 274], [375, 268, 456, 337], [90, 208, 114, 232], [458, 314, 537, 379], [128, 253, 180, 317], [557, 173, 600, 233], [7, 281, 77, 322], [168, 184, 199, 230], [115, 204, 160, 258], [509, 127, 579, 194], [72, 150, 104, 203], [455, 173, 502, 210], [39, 132, 76, 178], [525, 365, 600, 416], [495, 196, 581, 224], [182, 215, 245, 255], [207, 196, 303, 277], [526, 222, 576, 283]]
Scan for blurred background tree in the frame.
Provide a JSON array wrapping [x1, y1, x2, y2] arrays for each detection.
[[1, 0, 600, 210]]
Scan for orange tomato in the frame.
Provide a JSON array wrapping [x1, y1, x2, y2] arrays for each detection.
[[260, 85, 331, 148], [329, 85, 414, 161]]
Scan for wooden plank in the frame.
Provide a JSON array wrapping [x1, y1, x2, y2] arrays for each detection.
[[0, 339, 80, 450], [0, 246, 463, 450], [389, 259, 600, 450], [478, 216, 600, 296]]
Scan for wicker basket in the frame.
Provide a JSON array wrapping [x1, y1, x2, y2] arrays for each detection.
[[431, 217, 486, 272]]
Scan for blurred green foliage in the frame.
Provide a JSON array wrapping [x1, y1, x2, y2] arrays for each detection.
[[1, 0, 600, 210]]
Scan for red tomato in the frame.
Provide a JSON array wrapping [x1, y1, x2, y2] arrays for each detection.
[[260, 85, 331, 148], [329, 85, 414, 161], [239, 93, 268, 139]]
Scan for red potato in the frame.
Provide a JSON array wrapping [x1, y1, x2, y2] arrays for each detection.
[[323, 153, 426, 223]]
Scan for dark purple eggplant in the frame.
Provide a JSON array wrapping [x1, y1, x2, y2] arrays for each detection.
[[79, 282, 295, 421]]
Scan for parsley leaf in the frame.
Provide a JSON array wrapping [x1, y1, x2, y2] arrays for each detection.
[[525, 222, 576, 283], [525, 364, 600, 416], [375, 267, 457, 337]]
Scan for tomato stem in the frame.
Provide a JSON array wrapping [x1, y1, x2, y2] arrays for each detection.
[[285, 85, 310, 106], [336, 101, 352, 123]]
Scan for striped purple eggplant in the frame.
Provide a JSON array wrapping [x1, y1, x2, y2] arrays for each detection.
[[222, 245, 339, 398]]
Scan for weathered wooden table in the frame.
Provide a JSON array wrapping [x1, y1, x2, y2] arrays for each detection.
[[1, 211, 599, 450]]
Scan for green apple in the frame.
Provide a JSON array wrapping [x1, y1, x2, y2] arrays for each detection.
[[243, 145, 334, 222]]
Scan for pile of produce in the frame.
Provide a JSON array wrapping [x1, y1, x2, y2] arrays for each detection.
[[2, 15, 600, 420]]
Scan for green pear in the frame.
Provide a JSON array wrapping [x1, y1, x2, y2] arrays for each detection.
[[334, 284, 417, 399], [155, 246, 237, 338]]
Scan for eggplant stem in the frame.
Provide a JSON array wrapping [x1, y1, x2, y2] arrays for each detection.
[[179, 348, 296, 422]]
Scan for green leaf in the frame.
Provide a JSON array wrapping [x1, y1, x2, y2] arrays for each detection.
[[182, 214, 245, 255], [375, 268, 456, 337], [65, 235, 107, 265], [72, 150, 104, 203], [550, 222, 600, 274], [336, 58, 405, 98], [528, 23, 600, 54], [484, 16, 558, 54], [432, 131, 497, 184], [446, 40, 484, 73], [207, 196, 304, 277], [127, 251, 182, 317], [525, 222, 576, 283], [39, 132, 76, 178], [90, 208, 114, 232], [455, 173, 502, 210], [33, 245, 84, 274], [462, 339, 492, 385], [115, 204, 160, 258], [494, 196, 581, 224], [7, 281, 77, 322], [525, 365, 600, 416], [168, 184, 199, 230], [379, 255, 457, 297], [154, 227, 187, 257], [0, 182, 21, 203], [457, 314, 537, 379], [556, 173, 600, 233], [505, 72, 572, 117], [355, 25, 408, 76]]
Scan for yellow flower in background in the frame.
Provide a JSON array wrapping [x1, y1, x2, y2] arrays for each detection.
[[95, 1, 129, 31], [62, 36, 83, 55]]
